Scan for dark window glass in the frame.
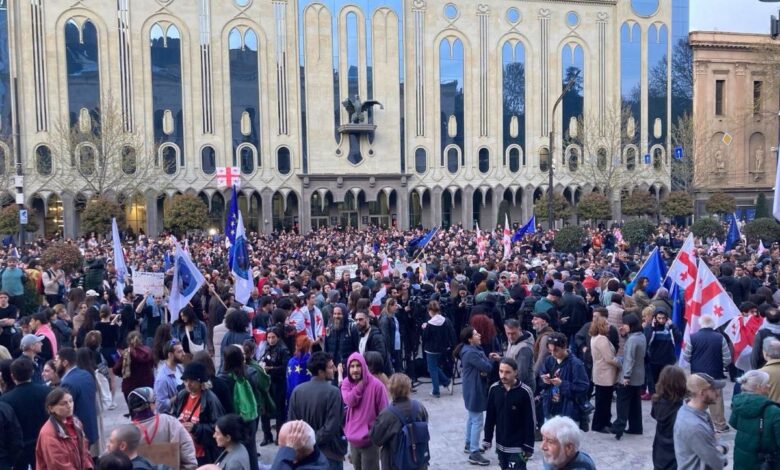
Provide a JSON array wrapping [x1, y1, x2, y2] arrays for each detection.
[[240, 145, 254, 174], [597, 148, 607, 170], [447, 147, 458, 173], [754, 81, 763, 114], [162, 145, 177, 175], [621, 23, 641, 145], [65, 20, 101, 129], [502, 41, 525, 159], [415, 148, 426, 173], [648, 24, 668, 147], [150, 24, 184, 150], [478, 148, 489, 173], [0, 146, 5, 175], [0, 7, 11, 136], [715, 80, 725, 116], [346, 12, 359, 99], [36, 146, 52, 175], [568, 148, 579, 172], [562, 44, 584, 143], [229, 28, 260, 160], [509, 147, 520, 173], [653, 147, 663, 170], [277, 147, 291, 175], [122, 147, 136, 175], [440, 38, 464, 158], [626, 148, 636, 171], [539, 147, 550, 172], [79, 145, 95, 175], [201, 146, 216, 175]]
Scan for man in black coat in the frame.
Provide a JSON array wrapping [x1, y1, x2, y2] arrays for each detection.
[[560, 282, 589, 347], [351, 311, 390, 374], [0, 357, 50, 470]]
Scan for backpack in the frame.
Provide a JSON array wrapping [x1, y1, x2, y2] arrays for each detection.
[[388, 401, 430, 470], [231, 373, 258, 421]]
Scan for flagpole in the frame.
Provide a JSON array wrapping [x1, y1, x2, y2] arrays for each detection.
[[409, 227, 439, 264]]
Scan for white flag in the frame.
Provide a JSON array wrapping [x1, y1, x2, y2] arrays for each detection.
[[231, 211, 253, 305], [168, 242, 206, 323], [111, 218, 128, 301]]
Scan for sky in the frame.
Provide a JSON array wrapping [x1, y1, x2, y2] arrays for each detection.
[[690, 0, 779, 33]]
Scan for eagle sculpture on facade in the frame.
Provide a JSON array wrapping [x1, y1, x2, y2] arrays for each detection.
[[341, 95, 384, 124]]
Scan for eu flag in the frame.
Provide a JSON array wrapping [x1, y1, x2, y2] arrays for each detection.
[[725, 213, 741, 251], [225, 186, 239, 264], [670, 283, 686, 358], [512, 215, 536, 243], [624, 247, 668, 297]]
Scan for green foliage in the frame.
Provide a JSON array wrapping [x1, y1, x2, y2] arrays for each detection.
[[0, 205, 38, 234], [660, 191, 694, 218], [621, 192, 657, 217], [80, 197, 125, 236], [755, 193, 770, 220], [41, 241, 84, 275], [554, 226, 585, 254], [534, 193, 572, 223], [743, 218, 780, 244], [622, 219, 656, 246], [690, 217, 725, 239], [164, 195, 209, 236], [577, 193, 612, 221], [704, 193, 736, 216]]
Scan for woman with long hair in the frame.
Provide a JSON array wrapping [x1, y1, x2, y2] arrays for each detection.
[[151, 323, 175, 369], [218, 346, 259, 470], [35, 387, 93, 470], [214, 414, 251, 470], [456, 326, 493, 466], [173, 307, 208, 355], [113, 331, 154, 404], [421, 300, 456, 397], [590, 316, 621, 433], [470, 313, 501, 384], [650, 365, 687, 470], [260, 327, 289, 443]]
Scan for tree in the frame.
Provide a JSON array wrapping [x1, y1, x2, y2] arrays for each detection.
[[622, 219, 655, 246], [743, 218, 780, 243], [705, 192, 737, 216], [41, 241, 84, 274], [622, 192, 657, 217], [691, 217, 725, 239], [554, 226, 585, 253], [661, 191, 694, 219], [0, 205, 38, 234], [567, 105, 653, 218], [671, 38, 693, 124], [164, 195, 209, 236], [756, 193, 770, 219], [534, 193, 572, 222], [48, 98, 168, 198], [576, 192, 611, 221], [80, 197, 125, 237]]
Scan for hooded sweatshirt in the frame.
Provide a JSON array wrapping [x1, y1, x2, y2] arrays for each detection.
[[341, 352, 389, 448]]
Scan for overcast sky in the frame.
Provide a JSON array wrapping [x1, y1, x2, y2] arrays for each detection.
[[690, 0, 778, 33]]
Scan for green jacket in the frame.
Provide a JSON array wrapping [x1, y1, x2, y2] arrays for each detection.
[[729, 392, 780, 470], [247, 360, 277, 416]]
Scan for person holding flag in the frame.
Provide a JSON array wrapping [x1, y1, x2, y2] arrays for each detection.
[[111, 218, 128, 302], [225, 184, 240, 264], [502, 214, 512, 260], [230, 211, 253, 306], [511, 215, 536, 243], [168, 241, 207, 325], [724, 213, 741, 252]]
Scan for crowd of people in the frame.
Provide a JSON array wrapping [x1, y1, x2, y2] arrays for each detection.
[[0, 222, 778, 469]]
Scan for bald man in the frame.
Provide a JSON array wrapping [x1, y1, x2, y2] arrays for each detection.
[[271, 420, 329, 469]]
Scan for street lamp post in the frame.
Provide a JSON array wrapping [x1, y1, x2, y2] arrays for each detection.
[[548, 71, 580, 229]]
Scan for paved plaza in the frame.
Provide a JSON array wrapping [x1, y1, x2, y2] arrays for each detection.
[[102, 377, 738, 469]]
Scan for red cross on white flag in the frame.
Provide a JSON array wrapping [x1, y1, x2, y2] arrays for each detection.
[[217, 166, 241, 188], [667, 233, 697, 307]]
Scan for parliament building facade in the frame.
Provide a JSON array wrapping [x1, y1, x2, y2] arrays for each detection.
[[0, 0, 679, 237]]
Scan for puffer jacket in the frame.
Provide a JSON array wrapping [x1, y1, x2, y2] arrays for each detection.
[[729, 392, 780, 470]]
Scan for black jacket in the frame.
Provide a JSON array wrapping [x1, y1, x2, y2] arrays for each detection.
[[288, 378, 347, 462], [370, 397, 429, 470], [650, 397, 683, 470], [0, 381, 50, 449], [420, 316, 456, 354], [350, 325, 389, 363], [560, 292, 588, 336], [173, 388, 225, 464], [0, 401, 21, 468], [484, 380, 535, 456], [324, 322, 357, 367]]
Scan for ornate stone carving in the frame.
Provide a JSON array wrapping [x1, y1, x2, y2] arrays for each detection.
[[477, 4, 489, 15], [412, 0, 426, 11], [597, 12, 608, 22], [539, 9, 551, 19]]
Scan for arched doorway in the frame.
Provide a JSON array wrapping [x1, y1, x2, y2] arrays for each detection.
[[338, 192, 359, 229], [368, 192, 392, 228], [272, 192, 298, 232], [45, 194, 64, 237], [123, 194, 146, 236]]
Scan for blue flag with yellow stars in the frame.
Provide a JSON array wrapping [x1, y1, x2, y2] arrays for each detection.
[[286, 352, 312, 402]]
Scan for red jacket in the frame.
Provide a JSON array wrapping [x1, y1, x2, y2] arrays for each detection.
[[35, 416, 93, 470]]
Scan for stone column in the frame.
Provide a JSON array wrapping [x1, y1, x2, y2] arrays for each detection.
[[522, 189, 534, 223], [431, 187, 443, 228], [145, 192, 160, 237], [260, 189, 274, 234], [61, 193, 78, 239], [300, 189, 311, 233], [462, 187, 474, 229], [397, 190, 409, 230]]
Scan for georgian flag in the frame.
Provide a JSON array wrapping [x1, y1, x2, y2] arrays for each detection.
[[380, 254, 391, 278], [667, 233, 697, 305], [684, 260, 738, 343], [502, 214, 512, 260], [476, 223, 486, 260], [725, 314, 763, 361]]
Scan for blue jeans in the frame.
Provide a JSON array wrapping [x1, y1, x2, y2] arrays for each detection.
[[426, 352, 450, 395], [465, 410, 484, 453]]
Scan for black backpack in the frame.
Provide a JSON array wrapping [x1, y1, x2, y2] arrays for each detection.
[[388, 401, 430, 470]]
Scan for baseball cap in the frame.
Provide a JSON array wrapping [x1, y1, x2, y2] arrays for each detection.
[[20, 334, 43, 350], [687, 372, 727, 393], [85, 289, 99, 297]]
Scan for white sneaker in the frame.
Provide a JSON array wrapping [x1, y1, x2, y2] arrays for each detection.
[[447, 381, 454, 395]]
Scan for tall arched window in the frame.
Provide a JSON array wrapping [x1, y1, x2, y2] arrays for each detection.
[[621, 22, 641, 145], [346, 12, 359, 99], [79, 145, 96, 175], [502, 41, 525, 160], [561, 44, 584, 143], [509, 147, 520, 173], [65, 19, 101, 129], [277, 147, 291, 175], [447, 147, 459, 174], [122, 147, 136, 175], [539, 147, 550, 172], [648, 24, 668, 148], [478, 148, 490, 174], [36, 146, 52, 175], [150, 23, 184, 152], [228, 28, 260, 173], [440, 38, 464, 162], [415, 148, 426, 174], [626, 147, 636, 171], [161, 144, 178, 175], [201, 146, 216, 175]]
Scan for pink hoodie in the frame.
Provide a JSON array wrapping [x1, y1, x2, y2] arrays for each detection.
[[340, 352, 389, 448]]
